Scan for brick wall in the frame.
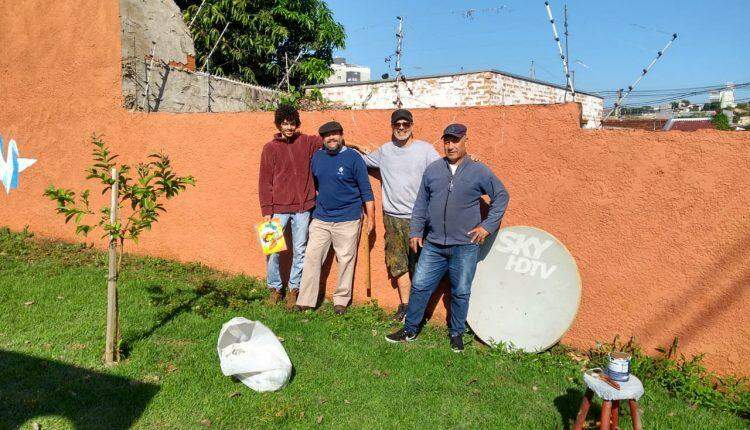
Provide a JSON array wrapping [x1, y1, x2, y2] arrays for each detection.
[[317, 71, 604, 128]]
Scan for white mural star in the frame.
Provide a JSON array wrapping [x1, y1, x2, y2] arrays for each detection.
[[0, 135, 37, 194]]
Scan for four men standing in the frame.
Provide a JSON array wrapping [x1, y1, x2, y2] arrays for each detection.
[[258, 105, 509, 350]]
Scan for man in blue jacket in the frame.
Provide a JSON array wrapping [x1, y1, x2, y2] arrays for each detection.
[[386, 123, 509, 351], [297, 121, 375, 314]]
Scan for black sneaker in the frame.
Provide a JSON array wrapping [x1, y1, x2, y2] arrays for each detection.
[[450, 335, 464, 352], [391, 303, 408, 322], [385, 328, 417, 343]]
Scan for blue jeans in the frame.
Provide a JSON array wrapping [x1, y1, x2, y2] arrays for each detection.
[[265, 211, 311, 291], [404, 241, 480, 337]]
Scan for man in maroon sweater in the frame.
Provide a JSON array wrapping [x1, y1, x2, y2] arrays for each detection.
[[259, 105, 322, 308]]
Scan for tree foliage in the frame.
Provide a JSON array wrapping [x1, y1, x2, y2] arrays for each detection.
[[44, 135, 196, 268], [712, 112, 732, 131], [177, 0, 346, 89]]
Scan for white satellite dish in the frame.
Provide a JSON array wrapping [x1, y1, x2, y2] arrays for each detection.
[[467, 226, 581, 352]]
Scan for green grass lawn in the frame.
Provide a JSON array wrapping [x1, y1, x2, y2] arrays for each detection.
[[0, 228, 747, 429]]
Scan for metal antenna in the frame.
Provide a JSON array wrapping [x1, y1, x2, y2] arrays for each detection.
[[201, 21, 230, 72], [564, 4, 571, 99], [604, 32, 678, 121], [544, 2, 575, 101], [530, 60, 536, 79], [276, 50, 304, 91], [188, 0, 207, 30], [393, 16, 404, 108], [142, 42, 157, 112]]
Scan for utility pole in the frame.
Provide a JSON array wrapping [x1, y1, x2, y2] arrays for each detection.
[[615, 89, 623, 118], [393, 16, 404, 108], [530, 60, 536, 79]]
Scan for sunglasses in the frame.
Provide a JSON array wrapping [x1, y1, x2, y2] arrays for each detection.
[[393, 121, 413, 129]]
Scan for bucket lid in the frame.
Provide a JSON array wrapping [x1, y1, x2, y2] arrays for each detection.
[[610, 351, 631, 360]]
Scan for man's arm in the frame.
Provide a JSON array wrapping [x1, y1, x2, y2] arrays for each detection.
[[309, 134, 323, 151], [353, 154, 376, 233], [258, 144, 274, 220], [474, 165, 509, 239], [409, 173, 430, 251], [348, 143, 381, 169]]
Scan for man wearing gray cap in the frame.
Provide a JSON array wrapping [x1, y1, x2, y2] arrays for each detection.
[[350, 109, 441, 321], [386, 123, 509, 352]]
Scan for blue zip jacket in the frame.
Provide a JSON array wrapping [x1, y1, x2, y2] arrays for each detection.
[[312, 146, 374, 222], [409, 157, 509, 246]]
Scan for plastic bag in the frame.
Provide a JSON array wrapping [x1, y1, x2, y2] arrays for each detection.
[[257, 219, 287, 255], [217, 317, 292, 392]]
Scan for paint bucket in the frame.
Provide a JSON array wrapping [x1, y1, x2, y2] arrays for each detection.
[[606, 352, 631, 382]]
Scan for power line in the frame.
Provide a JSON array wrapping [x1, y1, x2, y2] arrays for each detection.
[[616, 83, 750, 108]]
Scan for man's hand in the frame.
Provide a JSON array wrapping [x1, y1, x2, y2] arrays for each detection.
[[410, 237, 423, 253], [364, 216, 375, 235], [263, 215, 272, 222], [467, 226, 490, 244], [349, 143, 374, 154]]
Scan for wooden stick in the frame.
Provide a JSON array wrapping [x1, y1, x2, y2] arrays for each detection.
[[599, 373, 621, 390], [104, 167, 119, 365], [363, 221, 371, 297]]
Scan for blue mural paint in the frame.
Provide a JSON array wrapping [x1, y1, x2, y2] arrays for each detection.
[[0, 133, 37, 194]]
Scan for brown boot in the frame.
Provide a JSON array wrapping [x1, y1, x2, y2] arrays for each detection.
[[285, 289, 299, 310], [334, 305, 347, 315], [267, 289, 281, 305]]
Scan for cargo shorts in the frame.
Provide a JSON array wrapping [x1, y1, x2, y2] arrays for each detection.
[[383, 214, 419, 280]]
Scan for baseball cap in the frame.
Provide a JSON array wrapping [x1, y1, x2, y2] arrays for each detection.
[[442, 123, 467, 138], [391, 109, 413, 124]]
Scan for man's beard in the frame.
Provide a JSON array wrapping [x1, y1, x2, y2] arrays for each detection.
[[325, 141, 343, 154]]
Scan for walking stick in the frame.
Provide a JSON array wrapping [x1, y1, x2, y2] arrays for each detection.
[[363, 220, 372, 298]]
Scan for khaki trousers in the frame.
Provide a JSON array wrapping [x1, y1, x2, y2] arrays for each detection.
[[297, 218, 361, 307]]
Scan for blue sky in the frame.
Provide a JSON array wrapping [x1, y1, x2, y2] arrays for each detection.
[[326, 0, 749, 106]]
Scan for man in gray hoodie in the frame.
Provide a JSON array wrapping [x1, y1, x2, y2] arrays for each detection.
[[385, 123, 509, 352]]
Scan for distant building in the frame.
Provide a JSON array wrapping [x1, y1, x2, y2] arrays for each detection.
[[708, 84, 736, 109], [313, 69, 604, 128], [325, 58, 371, 85]]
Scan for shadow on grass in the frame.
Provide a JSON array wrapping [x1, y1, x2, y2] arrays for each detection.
[[0, 350, 158, 430], [554, 388, 601, 430], [121, 280, 264, 358]]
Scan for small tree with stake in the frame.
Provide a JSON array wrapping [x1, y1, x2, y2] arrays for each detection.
[[44, 135, 195, 365]]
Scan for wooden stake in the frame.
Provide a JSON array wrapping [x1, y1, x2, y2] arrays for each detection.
[[363, 220, 371, 298], [104, 167, 119, 365]]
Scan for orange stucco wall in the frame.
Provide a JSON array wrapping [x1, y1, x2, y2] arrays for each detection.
[[2, 1, 749, 374]]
